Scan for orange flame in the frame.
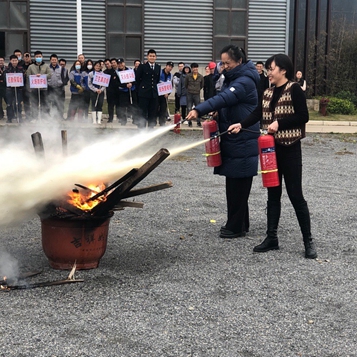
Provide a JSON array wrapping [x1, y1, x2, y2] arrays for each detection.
[[67, 183, 106, 211]]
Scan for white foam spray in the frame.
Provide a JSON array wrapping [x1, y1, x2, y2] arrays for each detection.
[[0, 122, 206, 227]]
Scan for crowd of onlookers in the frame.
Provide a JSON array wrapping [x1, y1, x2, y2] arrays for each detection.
[[0, 48, 307, 127]]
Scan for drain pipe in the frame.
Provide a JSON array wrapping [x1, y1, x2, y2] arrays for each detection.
[[77, 0, 83, 56]]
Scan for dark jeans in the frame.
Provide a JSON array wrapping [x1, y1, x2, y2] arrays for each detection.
[[158, 95, 169, 126], [30, 89, 49, 120], [187, 93, 200, 112], [48, 87, 64, 119], [0, 87, 7, 118], [174, 93, 180, 113], [6, 88, 23, 121], [90, 91, 104, 112], [23, 89, 31, 120], [107, 90, 119, 122], [225, 176, 253, 233], [67, 93, 84, 120]]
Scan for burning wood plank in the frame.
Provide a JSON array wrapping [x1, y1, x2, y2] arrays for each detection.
[[86, 168, 138, 202], [91, 148, 170, 216], [114, 201, 144, 209], [120, 181, 172, 199]]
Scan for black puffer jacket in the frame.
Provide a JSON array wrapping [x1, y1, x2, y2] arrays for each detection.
[[194, 60, 260, 178]]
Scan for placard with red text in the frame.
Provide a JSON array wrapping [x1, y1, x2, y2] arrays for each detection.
[[118, 69, 135, 84], [157, 81, 172, 96], [6, 73, 24, 87], [93, 72, 111, 87], [29, 75, 48, 89]]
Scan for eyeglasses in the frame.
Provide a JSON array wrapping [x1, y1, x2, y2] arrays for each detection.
[[24, 54, 30, 57]]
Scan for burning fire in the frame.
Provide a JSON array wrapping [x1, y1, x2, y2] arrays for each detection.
[[1, 276, 9, 291], [67, 183, 107, 211]]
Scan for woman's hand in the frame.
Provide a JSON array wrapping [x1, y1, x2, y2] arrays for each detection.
[[228, 123, 242, 134], [186, 109, 198, 120], [267, 121, 279, 134]]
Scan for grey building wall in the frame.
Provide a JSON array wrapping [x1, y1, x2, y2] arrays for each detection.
[[144, 0, 214, 64], [248, 0, 289, 64]]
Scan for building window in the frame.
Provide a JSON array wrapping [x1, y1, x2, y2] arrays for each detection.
[[107, 0, 142, 61], [213, 0, 247, 60], [0, 0, 28, 58]]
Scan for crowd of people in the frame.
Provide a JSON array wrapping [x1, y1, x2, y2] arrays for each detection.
[[0, 48, 308, 128]]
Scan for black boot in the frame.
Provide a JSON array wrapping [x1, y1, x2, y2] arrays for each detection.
[[295, 202, 317, 259], [253, 201, 280, 252]]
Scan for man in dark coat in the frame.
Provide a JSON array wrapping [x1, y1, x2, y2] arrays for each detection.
[[105, 58, 121, 123], [135, 49, 161, 128]]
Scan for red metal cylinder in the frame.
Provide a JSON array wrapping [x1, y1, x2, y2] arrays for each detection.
[[202, 119, 222, 167], [174, 112, 181, 134], [258, 134, 280, 187]]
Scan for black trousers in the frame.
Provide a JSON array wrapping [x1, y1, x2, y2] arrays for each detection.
[[107, 91, 119, 121], [268, 141, 306, 208], [157, 95, 168, 126], [138, 96, 158, 128], [225, 176, 253, 233]]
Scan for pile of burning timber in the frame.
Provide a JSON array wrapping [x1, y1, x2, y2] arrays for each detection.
[[31, 131, 172, 220]]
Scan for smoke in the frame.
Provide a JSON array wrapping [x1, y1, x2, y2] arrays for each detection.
[[0, 251, 19, 281], [0, 121, 203, 227]]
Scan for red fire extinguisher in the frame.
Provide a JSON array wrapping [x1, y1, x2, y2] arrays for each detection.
[[202, 119, 222, 167], [173, 112, 181, 134], [258, 133, 280, 187]]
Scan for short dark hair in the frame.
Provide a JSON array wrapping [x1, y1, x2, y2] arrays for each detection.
[[190, 62, 199, 68], [110, 57, 118, 63], [9, 54, 18, 60], [13, 49, 22, 54], [134, 59, 141, 64], [59, 58, 66, 64], [50, 54, 58, 59], [256, 61, 264, 66], [147, 49, 156, 55], [34, 50, 42, 56], [178, 62, 184, 66], [93, 60, 102, 68], [265, 53, 294, 81], [104, 58, 111, 62], [220, 45, 246, 63]]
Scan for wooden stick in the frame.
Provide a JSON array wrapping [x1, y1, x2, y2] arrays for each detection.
[[120, 181, 173, 199], [115, 201, 144, 209], [86, 168, 138, 202], [61, 130, 67, 157], [4, 279, 84, 290], [31, 132, 45, 158], [91, 148, 170, 216]]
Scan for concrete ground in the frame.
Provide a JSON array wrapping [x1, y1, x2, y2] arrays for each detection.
[[0, 128, 356, 357]]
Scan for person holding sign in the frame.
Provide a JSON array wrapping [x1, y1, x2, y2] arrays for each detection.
[[26, 51, 51, 122], [117, 58, 137, 126], [88, 61, 106, 124], [135, 49, 161, 128], [5, 55, 25, 123], [157, 61, 174, 126]]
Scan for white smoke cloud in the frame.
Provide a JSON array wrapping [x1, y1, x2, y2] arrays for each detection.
[[0, 122, 202, 227]]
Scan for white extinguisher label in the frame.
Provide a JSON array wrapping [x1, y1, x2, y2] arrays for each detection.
[[261, 147, 277, 171]]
